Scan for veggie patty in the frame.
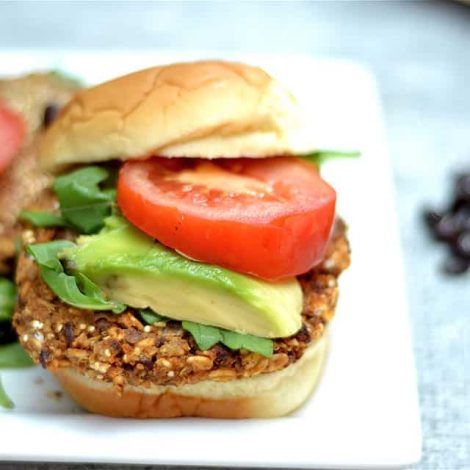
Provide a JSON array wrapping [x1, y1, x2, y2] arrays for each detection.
[[13, 220, 350, 392]]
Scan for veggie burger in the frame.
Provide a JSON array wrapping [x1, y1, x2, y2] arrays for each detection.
[[14, 61, 350, 418]]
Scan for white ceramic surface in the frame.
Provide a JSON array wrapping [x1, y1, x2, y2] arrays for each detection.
[[0, 51, 421, 468]]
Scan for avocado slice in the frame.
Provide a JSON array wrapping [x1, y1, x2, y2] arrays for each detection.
[[63, 217, 302, 338]]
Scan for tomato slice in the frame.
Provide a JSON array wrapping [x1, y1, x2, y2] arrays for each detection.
[[0, 102, 25, 174], [118, 157, 336, 280]]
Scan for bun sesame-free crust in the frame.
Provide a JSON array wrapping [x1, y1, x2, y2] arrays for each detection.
[[40, 61, 299, 170], [54, 337, 327, 419]]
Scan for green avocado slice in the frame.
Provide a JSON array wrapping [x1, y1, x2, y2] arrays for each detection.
[[63, 217, 302, 338]]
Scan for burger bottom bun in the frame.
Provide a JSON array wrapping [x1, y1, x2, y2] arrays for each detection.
[[54, 336, 328, 419]]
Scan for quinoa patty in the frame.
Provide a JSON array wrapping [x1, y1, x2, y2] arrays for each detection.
[[14, 220, 350, 392]]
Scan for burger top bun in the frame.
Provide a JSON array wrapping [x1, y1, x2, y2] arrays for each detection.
[[40, 60, 300, 170]]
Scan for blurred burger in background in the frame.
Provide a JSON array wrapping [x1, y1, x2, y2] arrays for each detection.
[[0, 72, 80, 273], [0, 73, 79, 363]]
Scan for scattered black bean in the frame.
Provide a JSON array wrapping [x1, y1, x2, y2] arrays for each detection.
[[455, 173, 470, 201], [451, 197, 468, 214], [455, 232, 470, 259], [434, 215, 460, 242], [423, 170, 470, 276], [423, 209, 443, 229], [42, 104, 60, 128], [454, 206, 470, 232], [442, 256, 469, 275]]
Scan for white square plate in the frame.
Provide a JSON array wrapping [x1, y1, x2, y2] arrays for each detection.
[[0, 51, 421, 468]]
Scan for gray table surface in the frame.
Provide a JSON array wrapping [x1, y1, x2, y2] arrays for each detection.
[[0, 1, 469, 469]]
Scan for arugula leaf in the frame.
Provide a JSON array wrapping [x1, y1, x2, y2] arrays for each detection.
[[27, 240, 73, 268], [302, 150, 360, 166], [20, 167, 117, 232], [221, 330, 273, 357], [50, 70, 84, 88], [53, 166, 115, 234], [27, 241, 125, 313], [0, 278, 15, 322], [0, 375, 14, 409], [0, 343, 35, 408], [182, 321, 222, 350], [0, 342, 34, 368], [182, 321, 273, 357], [139, 309, 168, 325], [19, 210, 67, 228], [140, 315, 273, 356]]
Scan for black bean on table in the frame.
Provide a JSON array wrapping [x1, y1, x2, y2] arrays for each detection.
[[453, 206, 470, 232], [442, 256, 469, 275], [423, 170, 470, 276], [451, 197, 469, 214], [434, 214, 460, 242], [454, 232, 470, 259], [455, 173, 470, 201], [423, 209, 443, 229]]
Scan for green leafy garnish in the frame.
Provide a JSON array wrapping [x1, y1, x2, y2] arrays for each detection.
[[19, 167, 116, 232], [27, 241, 125, 313], [302, 150, 360, 166], [138, 310, 273, 357], [182, 321, 221, 350], [50, 69, 84, 88], [139, 309, 168, 325], [0, 278, 15, 322], [182, 321, 273, 357], [0, 342, 34, 368], [19, 211, 67, 228], [0, 375, 14, 409], [53, 166, 116, 234], [220, 330, 273, 356]]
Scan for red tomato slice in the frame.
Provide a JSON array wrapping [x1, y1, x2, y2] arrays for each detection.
[[0, 102, 25, 174], [117, 157, 336, 280]]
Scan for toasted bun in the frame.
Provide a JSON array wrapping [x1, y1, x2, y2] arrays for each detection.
[[40, 61, 299, 170], [54, 336, 327, 419]]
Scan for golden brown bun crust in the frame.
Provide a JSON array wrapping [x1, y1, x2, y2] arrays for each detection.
[[40, 61, 299, 170], [54, 337, 327, 419]]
